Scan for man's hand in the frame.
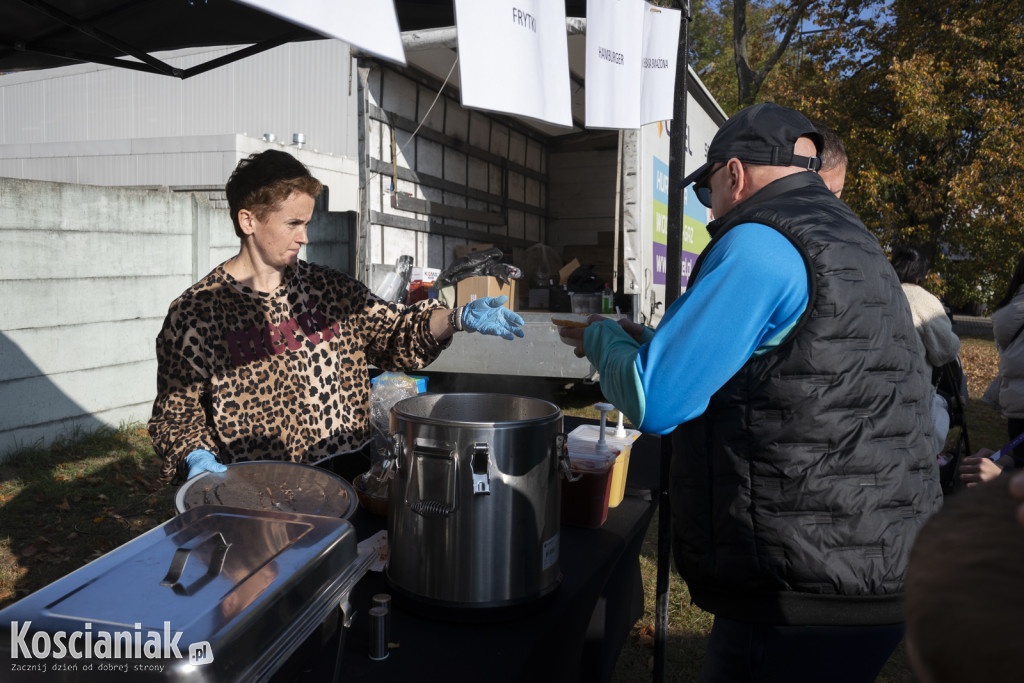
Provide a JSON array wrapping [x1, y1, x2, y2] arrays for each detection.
[[616, 317, 646, 342], [461, 296, 525, 340], [185, 449, 227, 479], [556, 314, 609, 359]]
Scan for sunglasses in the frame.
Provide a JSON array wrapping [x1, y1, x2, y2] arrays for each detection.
[[693, 163, 725, 209]]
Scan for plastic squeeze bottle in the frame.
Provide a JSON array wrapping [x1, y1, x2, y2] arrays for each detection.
[[601, 282, 614, 314]]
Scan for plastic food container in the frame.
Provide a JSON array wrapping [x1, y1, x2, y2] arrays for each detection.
[[566, 424, 640, 508], [371, 373, 428, 393], [570, 292, 602, 314], [561, 450, 614, 528]]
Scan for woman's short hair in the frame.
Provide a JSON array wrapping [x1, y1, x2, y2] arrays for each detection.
[[891, 245, 930, 285], [225, 150, 323, 238]]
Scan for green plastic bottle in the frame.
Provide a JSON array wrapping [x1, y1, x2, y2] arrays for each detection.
[[601, 282, 614, 314]]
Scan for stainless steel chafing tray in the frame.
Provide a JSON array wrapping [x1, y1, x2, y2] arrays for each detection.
[[0, 504, 373, 682]]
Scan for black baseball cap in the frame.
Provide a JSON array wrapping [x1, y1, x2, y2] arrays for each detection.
[[681, 103, 824, 189]]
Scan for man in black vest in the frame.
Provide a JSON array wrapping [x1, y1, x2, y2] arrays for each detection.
[[557, 103, 941, 682]]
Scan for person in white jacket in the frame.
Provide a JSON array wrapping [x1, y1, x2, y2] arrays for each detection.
[[982, 255, 1024, 471], [891, 246, 961, 455]]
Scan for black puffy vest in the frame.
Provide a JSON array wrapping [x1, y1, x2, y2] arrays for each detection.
[[673, 172, 942, 626]]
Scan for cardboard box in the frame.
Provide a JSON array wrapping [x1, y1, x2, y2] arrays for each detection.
[[562, 245, 614, 284], [455, 243, 495, 260], [558, 258, 581, 285], [456, 276, 517, 311]]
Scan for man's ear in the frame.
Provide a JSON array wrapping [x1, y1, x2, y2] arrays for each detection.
[[726, 158, 747, 203], [237, 209, 256, 236]]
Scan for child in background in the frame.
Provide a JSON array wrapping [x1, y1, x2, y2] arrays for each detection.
[[905, 478, 1024, 683]]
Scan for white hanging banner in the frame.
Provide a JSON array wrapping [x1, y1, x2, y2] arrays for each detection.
[[235, 0, 406, 65], [453, 0, 572, 127], [585, 0, 644, 129], [640, 3, 681, 125]]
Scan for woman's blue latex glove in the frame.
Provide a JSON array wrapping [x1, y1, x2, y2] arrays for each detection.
[[461, 296, 525, 340], [185, 449, 227, 479]]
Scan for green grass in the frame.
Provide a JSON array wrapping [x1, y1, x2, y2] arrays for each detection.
[[0, 425, 177, 606], [0, 336, 1006, 682]]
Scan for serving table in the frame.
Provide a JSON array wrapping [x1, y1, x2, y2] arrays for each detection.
[[299, 416, 660, 683]]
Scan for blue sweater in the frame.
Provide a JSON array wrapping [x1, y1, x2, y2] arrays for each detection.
[[583, 223, 809, 434]]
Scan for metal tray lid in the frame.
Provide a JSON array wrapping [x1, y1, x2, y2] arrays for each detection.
[[175, 461, 358, 518], [0, 505, 369, 681]]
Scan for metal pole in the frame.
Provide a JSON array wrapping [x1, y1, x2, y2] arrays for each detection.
[[654, 2, 691, 682]]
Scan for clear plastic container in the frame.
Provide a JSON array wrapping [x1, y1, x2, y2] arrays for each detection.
[[570, 291, 602, 314], [566, 424, 640, 508], [561, 454, 613, 528]]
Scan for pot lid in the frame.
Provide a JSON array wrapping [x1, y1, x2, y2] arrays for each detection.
[[175, 461, 357, 519]]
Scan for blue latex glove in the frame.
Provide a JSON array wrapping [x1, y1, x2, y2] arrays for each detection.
[[461, 296, 525, 340], [185, 449, 227, 479]]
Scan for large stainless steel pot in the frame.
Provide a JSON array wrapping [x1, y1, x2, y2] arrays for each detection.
[[384, 393, 570, 614]]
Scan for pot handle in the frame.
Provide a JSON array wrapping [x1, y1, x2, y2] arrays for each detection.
[[387, 432, 404, 472], [404, 442, 458, 517], [556, 432, 580, 483], [471, 442, 490, 495]]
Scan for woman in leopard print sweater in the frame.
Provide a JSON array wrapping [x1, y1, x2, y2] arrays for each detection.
[[149, 150, 523, 482]]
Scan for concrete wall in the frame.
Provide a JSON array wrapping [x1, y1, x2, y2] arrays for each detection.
[[0, 176, 354, 459]]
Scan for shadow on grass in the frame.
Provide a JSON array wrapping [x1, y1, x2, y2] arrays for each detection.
[[0, 426, 177, 608]]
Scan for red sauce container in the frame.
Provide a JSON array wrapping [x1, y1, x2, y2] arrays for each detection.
[[560, 451, 615, 528]]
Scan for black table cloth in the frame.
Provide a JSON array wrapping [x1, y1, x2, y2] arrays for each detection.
[[298, 416, 660, 683]]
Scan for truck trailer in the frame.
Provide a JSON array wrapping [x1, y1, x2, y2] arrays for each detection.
[[355, 42, 726, 380]]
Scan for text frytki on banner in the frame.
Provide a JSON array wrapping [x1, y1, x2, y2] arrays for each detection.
[[454, 0, 573, 127]]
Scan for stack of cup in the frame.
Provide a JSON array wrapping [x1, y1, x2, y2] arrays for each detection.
[[368, 593, 391, 661]]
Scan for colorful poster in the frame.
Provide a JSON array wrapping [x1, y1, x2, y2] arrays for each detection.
[[235, 0, 406, 65], [681, 186, 710, 287], [584, 0, 644, 129], [454, 0, 572, 127], [652, 156, 669, 285], [652, 156, 710, 288]]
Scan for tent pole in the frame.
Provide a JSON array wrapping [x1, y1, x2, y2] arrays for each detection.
[[655, 2, 692, 682]]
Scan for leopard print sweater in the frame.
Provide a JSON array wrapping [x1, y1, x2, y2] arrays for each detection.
[[148, 260, 448, 482]]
